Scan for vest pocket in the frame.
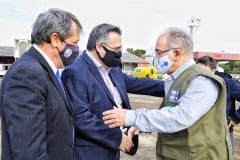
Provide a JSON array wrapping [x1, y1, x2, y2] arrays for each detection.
[[161, 144, 192, 160]]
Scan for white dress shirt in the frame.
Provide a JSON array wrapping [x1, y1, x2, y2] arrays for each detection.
[[33, 44, 57, 74], [125, 59, 220, 133]]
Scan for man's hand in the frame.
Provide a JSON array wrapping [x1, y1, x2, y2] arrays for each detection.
[[128, 127, 139, 138], [119, 128, 133, 152], [228, 117, 237, 128], [103, 107, 127, 128]]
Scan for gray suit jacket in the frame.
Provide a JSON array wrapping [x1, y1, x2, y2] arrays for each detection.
[[0, 46, 74, 160]]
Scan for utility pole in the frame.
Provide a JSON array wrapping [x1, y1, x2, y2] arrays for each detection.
[[187, 16, 201, 37]]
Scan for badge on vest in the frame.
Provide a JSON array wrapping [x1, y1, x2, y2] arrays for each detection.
[[169, 90, 179, 102], [167, 103, 176, 107]]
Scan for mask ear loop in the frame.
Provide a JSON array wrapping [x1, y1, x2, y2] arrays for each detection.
[[167, 50, 176, 63], [56, 40, 67, 53]]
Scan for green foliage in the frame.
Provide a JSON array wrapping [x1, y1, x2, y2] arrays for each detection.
[[127, 48, 146, 59], [219, 61, 240, 74]]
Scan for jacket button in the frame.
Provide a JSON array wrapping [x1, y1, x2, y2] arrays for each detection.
[[70, 143, 73, 148], [69, 119, 73, 124]]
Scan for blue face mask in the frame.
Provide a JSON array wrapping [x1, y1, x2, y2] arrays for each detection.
[[154, 51, 174, 74], [58, 44, 79, 66]]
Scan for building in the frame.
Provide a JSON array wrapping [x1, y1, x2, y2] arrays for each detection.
[[0, 46, 15, 70], [193, 51, 240, 62], [0, 46, 15, 84], [120, 52, 149, 75]]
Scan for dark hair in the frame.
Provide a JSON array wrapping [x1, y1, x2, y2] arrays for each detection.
[[196, 56, 217, 70], [87, 23, 121, 51], [31, 8, 82, 44]]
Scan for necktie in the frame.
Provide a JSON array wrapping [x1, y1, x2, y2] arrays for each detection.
[[56, 70, 65, 92], [56, 70, 74, 145]]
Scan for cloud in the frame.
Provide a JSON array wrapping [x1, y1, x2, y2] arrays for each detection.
[[0, 0, 240, 53]]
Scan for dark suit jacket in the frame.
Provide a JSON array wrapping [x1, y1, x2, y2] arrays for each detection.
[[0, 46, 74, 160], [62, 51, 164, 160]]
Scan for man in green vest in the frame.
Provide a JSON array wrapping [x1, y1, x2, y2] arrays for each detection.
[[103, 27, 232, 160]]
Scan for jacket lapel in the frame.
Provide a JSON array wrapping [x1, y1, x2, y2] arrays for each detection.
[[109, 70, 130, 109], [29, 46, 73, 115], [82, 51, 116, 105]]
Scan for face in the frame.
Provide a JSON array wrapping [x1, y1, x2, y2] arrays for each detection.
[[56, 20, 80, 68], [197, 63, 216, 73], [155, 35, 179, 75], [96, 31, 122, 68]]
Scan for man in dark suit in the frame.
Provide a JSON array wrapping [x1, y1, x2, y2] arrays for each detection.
[[62, 23, 164, 160], [0, 8, 82, 160]]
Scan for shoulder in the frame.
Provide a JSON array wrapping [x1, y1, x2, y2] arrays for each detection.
[[191, 75, 220, 90], [227, 77, 240, 87], [192, 75, 218, 84], [111, 66, 122, 73]]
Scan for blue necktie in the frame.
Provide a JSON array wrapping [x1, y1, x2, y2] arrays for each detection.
[[56, 70, 65, 92], [56, 70, 74, 146]]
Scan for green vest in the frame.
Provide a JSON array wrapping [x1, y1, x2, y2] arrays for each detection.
[[156, 64, 232, 160]]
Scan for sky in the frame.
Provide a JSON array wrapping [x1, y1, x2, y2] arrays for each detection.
[[0, 0, 240, 55]]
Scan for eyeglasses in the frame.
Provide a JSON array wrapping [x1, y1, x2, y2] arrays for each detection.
[[155, 48, 178, 56], [101, 43, 122, 54]]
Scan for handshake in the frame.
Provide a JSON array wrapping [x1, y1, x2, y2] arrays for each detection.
[[119, 127, 139, 152], [103, 107, 139, 152]]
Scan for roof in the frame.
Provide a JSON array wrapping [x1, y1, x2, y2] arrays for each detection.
[[193, 52, 240, 61], [0, 46, 14, 57], [121, 52, 149, 63]]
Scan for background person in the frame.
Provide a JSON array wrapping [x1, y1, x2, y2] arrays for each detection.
[[103, 27, 232, 160], [197, 55, 240, 154], [0, 8, 82, 160], [62, 23, 165, 160]]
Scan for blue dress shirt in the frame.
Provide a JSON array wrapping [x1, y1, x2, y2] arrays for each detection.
[[125, 59, 220, 133]]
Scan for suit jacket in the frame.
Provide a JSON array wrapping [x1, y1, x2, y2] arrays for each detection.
[[0, 46, 74, 160], [62, 51, 164, 160]]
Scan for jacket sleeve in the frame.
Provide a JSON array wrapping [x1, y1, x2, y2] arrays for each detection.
[[121, 69, 165, 97], [228, 79, 240, 123], [3, 66, 47, 159], [62, 67, 122, 150], [229, 79, 240, 101]]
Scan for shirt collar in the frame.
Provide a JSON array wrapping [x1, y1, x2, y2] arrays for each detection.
[[171, 59, 195, 79], [86, 50, 111, 73], [33, 44, 58, 74]]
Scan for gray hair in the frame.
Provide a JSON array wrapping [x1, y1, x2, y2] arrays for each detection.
[[87, 23, 121, 51], [159, 27, 193, 55], [31, 8, 82, 44]]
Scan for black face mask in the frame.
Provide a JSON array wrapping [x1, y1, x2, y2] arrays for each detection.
[[96, 45, 122, 67]]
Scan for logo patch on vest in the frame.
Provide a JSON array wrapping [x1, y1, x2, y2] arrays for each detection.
[[167, 103, 176, 107], [169, 90, 179, 102]]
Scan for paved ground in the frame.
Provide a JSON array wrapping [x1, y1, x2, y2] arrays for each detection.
[[120, 93, 240, 160], [0, 93, 239, 159]]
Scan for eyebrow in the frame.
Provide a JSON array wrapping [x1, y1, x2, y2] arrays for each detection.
[[155, 48, 162, 51], [113, 45, 122, 49]]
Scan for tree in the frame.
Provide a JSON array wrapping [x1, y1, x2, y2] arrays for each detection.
[[219, 61, 240, 74], [126, 48, 146, 59]]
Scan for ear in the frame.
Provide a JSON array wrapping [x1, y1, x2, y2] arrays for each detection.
[[95, 43, 103, 53], [173, 49, 182, 61], [212, 69, 216, 74], [50, 33, 60, 48]]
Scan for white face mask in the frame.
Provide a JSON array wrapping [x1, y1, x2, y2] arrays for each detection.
[[156, 51, 174, 74]]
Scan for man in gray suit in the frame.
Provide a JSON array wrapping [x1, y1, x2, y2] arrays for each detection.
[[0, 8, 82, 160]]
